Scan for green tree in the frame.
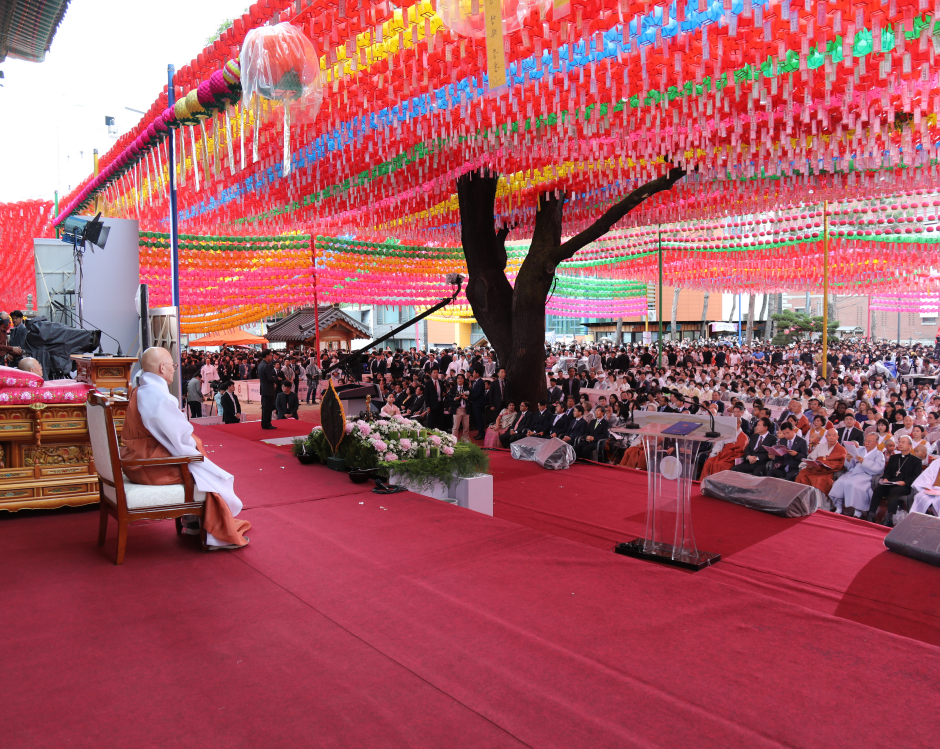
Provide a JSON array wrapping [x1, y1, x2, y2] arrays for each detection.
[[771, 310, 839, 345]]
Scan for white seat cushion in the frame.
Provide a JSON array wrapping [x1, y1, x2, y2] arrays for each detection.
[[103, 474, 206, 509]]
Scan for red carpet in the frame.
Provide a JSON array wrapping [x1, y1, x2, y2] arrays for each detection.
[[2, 446, 939, 746], [488, 453, 940, 646], [191, 424, 373, 508], [201, 418, 312, 442]]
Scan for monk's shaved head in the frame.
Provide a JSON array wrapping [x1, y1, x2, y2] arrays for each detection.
[[17, 357, 42, 377], [141, 347, 175, 385]]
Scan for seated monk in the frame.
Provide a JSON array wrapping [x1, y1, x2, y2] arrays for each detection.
[[619, 437, 646, 469], [121, 347, 250, 550], [795, 428, 846, 496], [699, 421, 748, 480], [18, 357, 43, 377]]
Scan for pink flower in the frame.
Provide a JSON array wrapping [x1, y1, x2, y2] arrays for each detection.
[[356, 421, 372, 437], [429, 435, 442, 446], [345, 422, 355, 434], [385, 453, 398, 461], [399, 438, 412, 450], [442, 446, 454, 456]]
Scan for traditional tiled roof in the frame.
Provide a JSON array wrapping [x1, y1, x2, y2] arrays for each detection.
[[265, 306, 370, 342], [0, 0, 71, 63]]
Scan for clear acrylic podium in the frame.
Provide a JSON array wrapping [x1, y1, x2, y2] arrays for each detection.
[[611, 412, 735, 571]]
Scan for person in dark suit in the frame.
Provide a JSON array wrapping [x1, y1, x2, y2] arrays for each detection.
[[500, 401, 534, 446], [257, 350, 279, 429], [410, 385, 429, 425], [765, 422, 808, 480], [560, 405, 589, 444], [548, 401, 573, 439], [731, 417, 778, 475], [868, 435, 923, 524], [486, 368, 508, 428], [563, 367, 581, 402], [527, 400, 554, 438], [836, 415, 865, 447], [470, 371, 487, 439], [547, 378, 564, 405], [424, 368, 443, 429], [575, 406, 609, 459], [220, 381, 242, 424], [275, 381, 300, 420]]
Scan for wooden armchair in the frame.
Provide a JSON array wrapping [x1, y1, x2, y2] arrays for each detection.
[[86, 392, 207, 565]]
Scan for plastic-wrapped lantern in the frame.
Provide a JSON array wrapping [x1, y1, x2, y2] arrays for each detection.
[[239, 22, 321, 109], [239, 22, 322, 176], [432, 0, 550, 39]]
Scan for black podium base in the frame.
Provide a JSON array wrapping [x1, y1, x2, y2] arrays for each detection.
[[613, 538, 720, 571]]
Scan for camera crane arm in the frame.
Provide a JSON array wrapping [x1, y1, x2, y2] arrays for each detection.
[[320, 275, 464, 378]]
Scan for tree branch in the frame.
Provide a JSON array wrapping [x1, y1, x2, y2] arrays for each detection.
[[552, 166, 687, 264]]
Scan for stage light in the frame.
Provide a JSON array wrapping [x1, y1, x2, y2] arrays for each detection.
[[60, 212, 110, 250]]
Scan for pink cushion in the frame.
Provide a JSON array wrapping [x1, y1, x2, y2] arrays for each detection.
[[0, 380, 93, 405], [0, 365, 43, 388]]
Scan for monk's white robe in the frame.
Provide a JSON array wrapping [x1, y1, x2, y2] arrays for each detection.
[[910, 458, 940, 516], [136, 372, 245, 546], [829, 447, 885, 513]]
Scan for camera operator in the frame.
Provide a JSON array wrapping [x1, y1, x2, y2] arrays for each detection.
[[186, 372, 204, 418]]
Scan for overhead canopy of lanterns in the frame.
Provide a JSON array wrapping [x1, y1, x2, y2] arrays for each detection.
[[45, 0, 940, 330]]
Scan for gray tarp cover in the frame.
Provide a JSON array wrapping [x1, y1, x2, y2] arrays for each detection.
[[510, 436, 576, 470], [884, 512, 940, 567], [701, 470, 822, 517], [23, 317, 98, 379]]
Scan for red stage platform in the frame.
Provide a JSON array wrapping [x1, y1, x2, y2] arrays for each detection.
[[1, 429, 937, 747]]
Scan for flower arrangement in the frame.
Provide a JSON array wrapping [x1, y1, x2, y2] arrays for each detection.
[[300, 413, 488, 490]]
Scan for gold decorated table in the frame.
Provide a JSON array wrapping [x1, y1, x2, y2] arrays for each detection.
[[0, 356, 137, 511]]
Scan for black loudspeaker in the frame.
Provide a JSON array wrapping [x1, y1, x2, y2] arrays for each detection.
[[700, 470, 822, 518], [884, 512, 940, 567]]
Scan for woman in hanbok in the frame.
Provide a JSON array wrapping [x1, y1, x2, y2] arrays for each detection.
[[484, 402, 517, 449], [805, 414, 828, 450]]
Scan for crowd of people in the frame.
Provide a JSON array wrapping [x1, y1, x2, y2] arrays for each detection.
[[179, 336, 940, 527]]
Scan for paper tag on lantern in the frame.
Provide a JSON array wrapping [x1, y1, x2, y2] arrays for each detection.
[[483, 0, 507, 91]]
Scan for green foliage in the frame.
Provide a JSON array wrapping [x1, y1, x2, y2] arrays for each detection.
[[204, 9, 247, 45], [382, 442, 489, 491], [770, 310, 839, 344], [306, 428, 378, 469], [301, 429, 488, 489]]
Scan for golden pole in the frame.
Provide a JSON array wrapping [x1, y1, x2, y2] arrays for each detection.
[[821, 200, 829, 380]]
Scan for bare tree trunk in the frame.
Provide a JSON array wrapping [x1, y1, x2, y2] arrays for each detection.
[[670, 288, 680, 341], [700, 292, 710, 339], [615, 317, 623, 346], [727, 295, 737, 323], [458, 166, 686, 407], [745, 294, 756, 344]]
